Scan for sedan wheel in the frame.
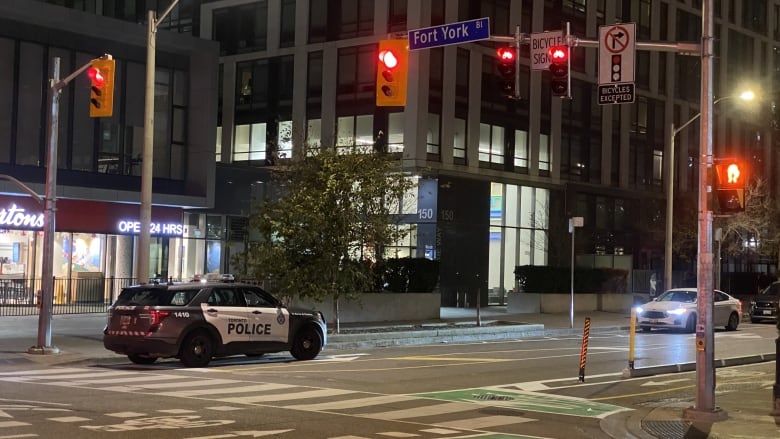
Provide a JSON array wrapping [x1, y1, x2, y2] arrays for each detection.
[[725, 312, 739, 331], [684, 314, 696, 333]]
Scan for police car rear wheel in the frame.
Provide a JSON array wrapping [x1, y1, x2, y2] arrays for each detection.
[[291, 327, 322, 361], [128, 354, 158, 365], [179, 330, 215, 367]]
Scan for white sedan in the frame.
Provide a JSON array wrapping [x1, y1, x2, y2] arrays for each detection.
[[636, 288, 742, 333]]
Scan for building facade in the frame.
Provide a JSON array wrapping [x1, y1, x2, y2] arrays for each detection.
[[195, 0, 780, 303], [31, 1, 780, 305], [0, 0, 220, 310]]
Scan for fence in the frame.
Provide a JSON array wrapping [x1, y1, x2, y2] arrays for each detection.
[[0, 276, 137, 317]]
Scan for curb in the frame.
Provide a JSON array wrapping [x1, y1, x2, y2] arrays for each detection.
[[623, 352, 777, 378]]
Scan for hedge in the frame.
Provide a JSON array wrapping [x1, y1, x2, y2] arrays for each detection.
[[514, 265, 628, 294]]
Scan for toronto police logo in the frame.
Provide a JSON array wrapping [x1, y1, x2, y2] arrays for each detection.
[[276, 312, 286, 325]]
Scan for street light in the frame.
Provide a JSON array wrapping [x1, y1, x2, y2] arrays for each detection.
[[137, 0, 179, 285], [663, 90, 755, 293]]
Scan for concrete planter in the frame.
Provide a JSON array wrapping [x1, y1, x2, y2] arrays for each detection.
[[507, 292, 633, 314], [291, 292, 441, 324]]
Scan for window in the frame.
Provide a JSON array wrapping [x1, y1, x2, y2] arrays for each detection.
[[233, 123, 266, 162], [309, 0, 374, 42], [337, 115, 374, 153], [280, 0, 296, 47], [514, 130, 528, 168], [479, 123, 504, 164], [426, 113, 440, 155], [337, 45, 375, 103], [306, 119, 322, 149], [653, 149, 663, 186], [539, 134, 550, 172], [215, 126, 222, 162], [388, 0, 407, 33], [453, 118, 466, 161], [212, 2, 268, 56], [278, 120, 293, 159], [387, 112, 404, 153]]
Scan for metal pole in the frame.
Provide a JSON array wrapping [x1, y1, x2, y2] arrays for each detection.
[[138, 9, 156, 285], [29, 57, 61, 355], [570, 218, 575, 329], [684, 0, 725, 421], [664, 123, 675, 292]]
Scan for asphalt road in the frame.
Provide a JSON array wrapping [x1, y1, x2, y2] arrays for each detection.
[[0, 323, 776, 438]]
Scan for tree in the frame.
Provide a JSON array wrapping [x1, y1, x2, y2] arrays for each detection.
[[672, 177, 780, 275], [235, 146, 414, 331]]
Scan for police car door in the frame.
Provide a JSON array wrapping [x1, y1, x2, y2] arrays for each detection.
[[242, 287, 289, 343], [202, 287, 252, 345]]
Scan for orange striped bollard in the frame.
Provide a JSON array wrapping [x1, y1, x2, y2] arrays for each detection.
[[579, 317, 591, 383]]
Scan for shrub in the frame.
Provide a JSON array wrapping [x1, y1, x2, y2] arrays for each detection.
[[514, 265, 627, 294], [374, 258, 440, 293]]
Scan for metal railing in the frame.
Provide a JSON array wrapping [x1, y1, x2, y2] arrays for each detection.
[[0, 276, 137, 317]]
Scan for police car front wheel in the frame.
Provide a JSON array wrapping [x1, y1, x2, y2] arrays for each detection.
[[179, 330, 215, 367], [291, 327, 323, 361]]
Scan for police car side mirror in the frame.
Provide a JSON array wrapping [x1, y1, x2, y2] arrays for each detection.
[[279, 295, 291, 308]]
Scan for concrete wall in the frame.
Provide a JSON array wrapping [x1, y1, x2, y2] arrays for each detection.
[[290, 293, 441, 324], [507, 293, 633, 314]]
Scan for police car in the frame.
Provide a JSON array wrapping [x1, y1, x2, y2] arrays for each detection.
[[103, 277, 327, 367]]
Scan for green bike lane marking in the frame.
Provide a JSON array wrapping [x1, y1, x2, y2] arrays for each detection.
[[413, 388, 630, 419]]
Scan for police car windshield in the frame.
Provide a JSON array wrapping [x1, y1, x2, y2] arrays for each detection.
[[114, 288, 199, 307]]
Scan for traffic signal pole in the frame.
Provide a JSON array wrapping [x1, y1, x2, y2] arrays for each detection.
[[29, 55, 108, 355]]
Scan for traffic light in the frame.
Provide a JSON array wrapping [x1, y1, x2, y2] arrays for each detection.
[[548, 45, 570, 98], [496, 47, 516, 98], [376, 39, 409, 107], [87, 58, 115, 118], [714, 160, 747, 213]]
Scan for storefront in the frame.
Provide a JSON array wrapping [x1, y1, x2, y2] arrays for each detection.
[[0, 195, 183, 306]]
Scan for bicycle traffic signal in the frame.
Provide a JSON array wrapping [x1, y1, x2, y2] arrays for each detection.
[[87, 58, 115, 118], [548, 45, 570, 98], [714, 160, 747, 213], [496, 47, 517, 98], [376, 39, 409, 107]]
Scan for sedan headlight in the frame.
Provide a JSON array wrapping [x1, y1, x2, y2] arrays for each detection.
[[635, 306, 644, 314], [668, 308, 688, 315]]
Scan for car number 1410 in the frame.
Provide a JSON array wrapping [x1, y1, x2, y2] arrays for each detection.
[[174, 312, 190, 318]]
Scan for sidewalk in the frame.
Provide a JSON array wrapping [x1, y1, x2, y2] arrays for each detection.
[[0, 308, 777, 438]]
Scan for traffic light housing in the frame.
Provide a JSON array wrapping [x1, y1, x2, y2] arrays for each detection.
[[496, 47, 516, 98], [376, 39, 409, 107], [714, 160, 747, 213], [88, 58, 115, 118], [548, 45, 570, 98]]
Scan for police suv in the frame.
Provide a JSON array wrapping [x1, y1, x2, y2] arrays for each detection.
[[103, 278, 327, 367]]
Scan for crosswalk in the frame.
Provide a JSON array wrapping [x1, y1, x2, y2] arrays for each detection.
[[0, 366, 621, 438]]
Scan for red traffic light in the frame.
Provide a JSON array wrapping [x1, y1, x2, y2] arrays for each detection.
[[496, 47, 515, 63], [378, 49, 399, 70], [549, 46, 568, 63], [87, 66, 105, 86]]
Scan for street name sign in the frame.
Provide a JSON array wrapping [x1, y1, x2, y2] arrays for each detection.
[[408, 17, 490, 51], [598, 22, 636, 105], [530, 31, 564, 70]]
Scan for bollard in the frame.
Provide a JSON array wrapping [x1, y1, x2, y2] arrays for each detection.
[[628, 308, 636, 370], [579, 317, 591, 383]]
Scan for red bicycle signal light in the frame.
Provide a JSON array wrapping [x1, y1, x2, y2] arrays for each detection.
[[549, 46, 568, 62], [497, 47, 515, 62], [495, 47, 517, 98], [548, 45, 570, 98]]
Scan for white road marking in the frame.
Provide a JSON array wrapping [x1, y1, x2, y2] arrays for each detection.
[[435, 414, 534, 429], [284, 395, 414, 411], [369, 402, 476, 420], [216, 388, 355, 404]]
